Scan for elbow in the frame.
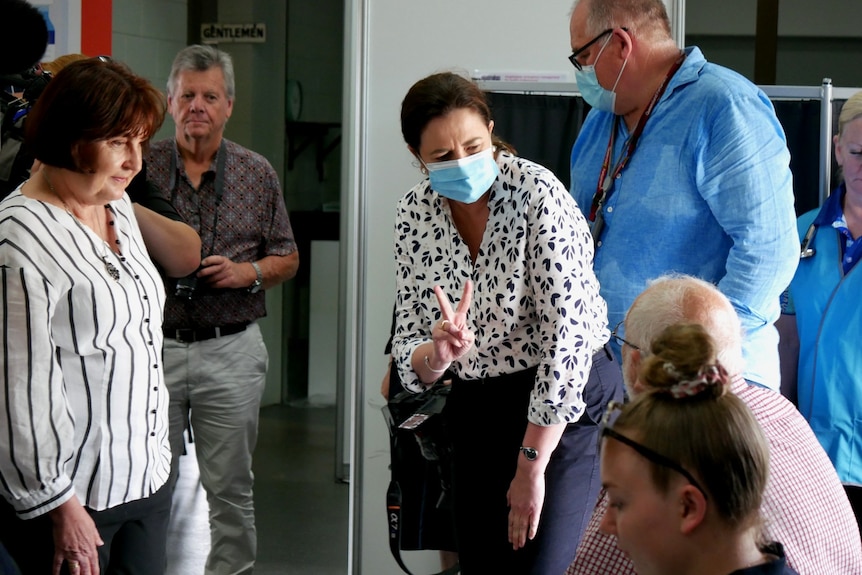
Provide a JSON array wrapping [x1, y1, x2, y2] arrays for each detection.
[[175, 252, 203, 278], [284, 252, 300, 281], [176, 231, 203, 276], [162, 256, 201, 279]]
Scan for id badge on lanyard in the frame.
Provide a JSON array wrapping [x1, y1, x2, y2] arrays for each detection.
[[587, 51, 686, 248]]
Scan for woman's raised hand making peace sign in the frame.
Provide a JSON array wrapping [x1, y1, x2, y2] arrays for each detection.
[[418, 280, 476, 381]]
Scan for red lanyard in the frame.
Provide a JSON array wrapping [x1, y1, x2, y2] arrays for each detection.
[[588, 51, 686, 222]]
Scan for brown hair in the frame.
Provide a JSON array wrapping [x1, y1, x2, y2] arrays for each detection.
[[25, 58, 165, 172], [612, 323, 769, 529], [400, 72, 514, 155]]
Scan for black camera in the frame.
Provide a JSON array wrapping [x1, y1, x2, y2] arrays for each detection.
[[174, 275, 198, 299]]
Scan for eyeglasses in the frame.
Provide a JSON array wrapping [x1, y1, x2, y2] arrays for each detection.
[[610, 320, 640, 351], [601, 401, 709, 500], [568, 27, 628, 71]]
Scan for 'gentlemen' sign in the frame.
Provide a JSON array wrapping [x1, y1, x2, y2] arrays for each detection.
[[201, 23, 266, 44]]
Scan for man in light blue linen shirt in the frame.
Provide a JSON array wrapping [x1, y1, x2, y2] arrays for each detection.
[[567, 0, 798, 390]]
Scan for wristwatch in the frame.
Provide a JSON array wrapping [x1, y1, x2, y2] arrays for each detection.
[[248, 261, 263, 293], [519, 446, 538, 461]]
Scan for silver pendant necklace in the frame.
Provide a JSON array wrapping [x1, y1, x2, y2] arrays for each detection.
[[43, 171, 121, 281]]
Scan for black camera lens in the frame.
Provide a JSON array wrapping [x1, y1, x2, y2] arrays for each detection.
[[174, 276, 197, 299]]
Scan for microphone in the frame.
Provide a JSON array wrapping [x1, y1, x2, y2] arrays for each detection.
[[0, 0, 49, 75]]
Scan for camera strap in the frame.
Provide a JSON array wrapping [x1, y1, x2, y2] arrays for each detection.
[[169, 139, 227, 256], [386, 480, 460, 575]]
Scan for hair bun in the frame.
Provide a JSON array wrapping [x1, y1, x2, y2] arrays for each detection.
[[639, 322, 729, 397], [661, 362, 728, 398]]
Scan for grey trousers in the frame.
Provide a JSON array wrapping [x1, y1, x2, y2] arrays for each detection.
[[164, 323, 268, 575]]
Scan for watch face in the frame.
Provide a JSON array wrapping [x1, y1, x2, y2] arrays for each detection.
[[521, 447, 538, 461]]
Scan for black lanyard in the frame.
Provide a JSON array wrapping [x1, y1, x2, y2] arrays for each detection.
[[588, 51, 687, 243], [169, 139, 227, 256]]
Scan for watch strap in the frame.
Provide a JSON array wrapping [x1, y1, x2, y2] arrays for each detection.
[[248, 261, 263, 293]]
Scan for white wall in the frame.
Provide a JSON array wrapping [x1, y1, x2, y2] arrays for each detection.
[[28, 0, 82, 61], [113, 0, 188, 142]]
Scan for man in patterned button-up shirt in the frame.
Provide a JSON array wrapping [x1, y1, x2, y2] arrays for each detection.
[[146, 44, 298, 575]]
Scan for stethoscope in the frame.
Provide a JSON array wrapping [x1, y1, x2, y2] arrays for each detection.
[[800, 222, 818, 258]]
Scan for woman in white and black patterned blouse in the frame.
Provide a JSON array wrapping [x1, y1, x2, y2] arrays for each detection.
[[0, 58, 172, 575], [391, 71, 624, 575]]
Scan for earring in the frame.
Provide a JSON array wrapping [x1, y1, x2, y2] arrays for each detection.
[[411, 158, 428, 175]]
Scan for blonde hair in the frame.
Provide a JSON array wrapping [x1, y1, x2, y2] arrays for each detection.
[[41, 53, 89, 76], [612, 323, 769, 529], [838, 91, 862, 138]]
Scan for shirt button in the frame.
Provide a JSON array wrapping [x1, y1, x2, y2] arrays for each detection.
[[153, 386, 159, 391], [597, 240, 603, 247], [150, 432, 156, 436], [607, 206, 613, 213], [153, 364, 159, 369], [151, 409, 157, 414]]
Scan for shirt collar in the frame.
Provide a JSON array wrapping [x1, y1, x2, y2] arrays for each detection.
[[660, 46, 706, 107], [813, 182, 846, 227], [487, 152, 512, 204], [172, 139, 223, 177]]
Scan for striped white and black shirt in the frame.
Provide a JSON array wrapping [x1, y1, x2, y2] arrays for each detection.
[[0, 187, 171, 519]]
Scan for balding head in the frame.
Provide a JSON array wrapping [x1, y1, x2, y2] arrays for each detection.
[[622, 275, 745, 394], [571, 0, 672, 41]]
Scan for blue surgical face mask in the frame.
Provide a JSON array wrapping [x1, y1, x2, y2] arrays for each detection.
[[575, 34, 628, 113], [424, 146, 499, 204]]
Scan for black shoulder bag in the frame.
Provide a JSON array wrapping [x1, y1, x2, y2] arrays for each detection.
[[382, 368, 459, 575]]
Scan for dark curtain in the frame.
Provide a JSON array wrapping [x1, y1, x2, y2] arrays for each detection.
[[832, 99, 848, 192], [486, 91, 838, 217], [772, 99, 824, 216], [486, 92, 589, 190]]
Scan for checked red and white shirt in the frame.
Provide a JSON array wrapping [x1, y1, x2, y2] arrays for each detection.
[[567, 376, 862, 575]]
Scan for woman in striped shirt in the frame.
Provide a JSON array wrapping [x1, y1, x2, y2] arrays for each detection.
[[0, 58, 172, 575]]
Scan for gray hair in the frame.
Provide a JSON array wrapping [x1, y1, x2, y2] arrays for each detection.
[[573, 0, 671, 40], [625, 275, 745, 376], [167, 44, 235, 100]]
